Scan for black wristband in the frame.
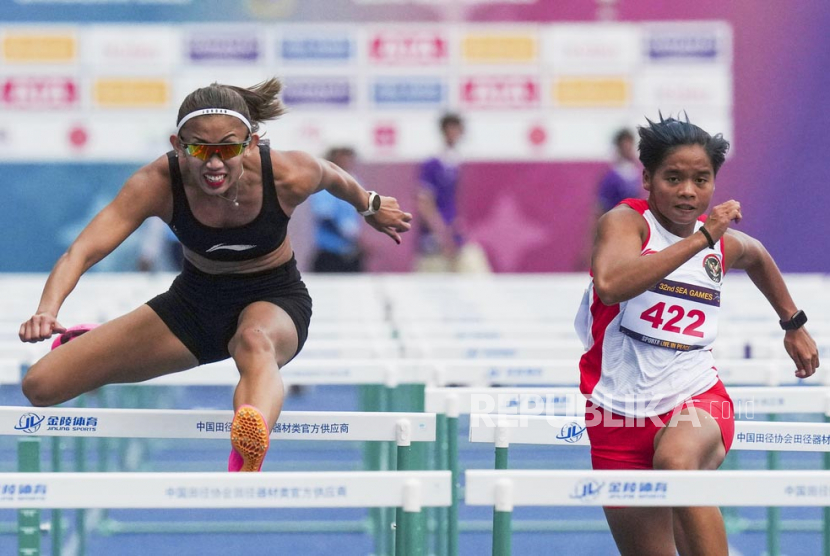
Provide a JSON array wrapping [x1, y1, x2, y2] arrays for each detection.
[[699, 226, 715, 249]]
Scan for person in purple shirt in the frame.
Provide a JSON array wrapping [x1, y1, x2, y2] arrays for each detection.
[[415, 113, 490, 272], [577, 128, 643, 270], [597, 128, 642, 212]]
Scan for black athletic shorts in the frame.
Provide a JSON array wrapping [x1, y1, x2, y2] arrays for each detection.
[[146, 257, 312, 365]]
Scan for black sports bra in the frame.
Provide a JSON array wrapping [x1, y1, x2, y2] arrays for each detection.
[[165, 144, 290, 262]]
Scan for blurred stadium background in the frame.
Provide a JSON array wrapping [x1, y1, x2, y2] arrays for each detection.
[[2, 1, 830, 555]]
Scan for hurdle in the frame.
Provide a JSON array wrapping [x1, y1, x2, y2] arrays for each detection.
[[0, 470, 451, 556], [465, 469, 830, 556], [1, 406, 436, 556], [470, 412, 830, 556], [427, 385, 830, 556]]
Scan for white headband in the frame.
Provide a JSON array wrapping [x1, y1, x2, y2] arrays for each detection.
[[176, 108, 253, 135]]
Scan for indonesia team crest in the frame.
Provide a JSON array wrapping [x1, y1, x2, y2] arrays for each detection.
[[703, 254, 722, 283]]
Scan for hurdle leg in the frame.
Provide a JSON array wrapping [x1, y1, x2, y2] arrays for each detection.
[[361, 385, 387, 554], [402, 482, 425, 556], [492, 425, 510, 556], [492, 479, 513, 556], [51, 437, 62, 556], [434, 412, 448, 556], [766, 414, 781, 556], [447, 405, 460, 556], [824, 414, 830, 556], [395, 420, 413, 556], [18, 438, 41, 556]]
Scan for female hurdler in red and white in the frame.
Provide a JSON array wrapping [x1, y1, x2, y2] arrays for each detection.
[[576, 115, 819, 556]]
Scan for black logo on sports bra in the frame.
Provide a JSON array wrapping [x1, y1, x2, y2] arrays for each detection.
[[703, 254, 722, 283]]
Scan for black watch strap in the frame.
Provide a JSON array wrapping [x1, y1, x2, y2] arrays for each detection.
[[780, 309, 807, 331]]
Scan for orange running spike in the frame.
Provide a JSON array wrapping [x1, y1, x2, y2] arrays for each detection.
[[230, 405, 270, 472]]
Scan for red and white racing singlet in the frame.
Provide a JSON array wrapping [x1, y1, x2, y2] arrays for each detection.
[[574, 199, 726, 417]]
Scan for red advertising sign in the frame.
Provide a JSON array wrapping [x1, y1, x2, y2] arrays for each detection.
[[368, 31, 448, 65], [1, 77, 78, 109], [460, 76, 540, 109]]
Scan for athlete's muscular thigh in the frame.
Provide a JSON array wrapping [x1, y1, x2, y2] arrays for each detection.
[[22, 305, 198, 406]]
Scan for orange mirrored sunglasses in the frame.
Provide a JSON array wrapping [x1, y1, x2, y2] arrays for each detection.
[[181, 140, 250, 161]]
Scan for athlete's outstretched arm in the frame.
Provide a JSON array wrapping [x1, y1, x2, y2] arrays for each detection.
[[19, 162, 167, 343], [725, 229, 819, 378]]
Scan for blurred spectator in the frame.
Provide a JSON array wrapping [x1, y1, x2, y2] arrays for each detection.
[[415, 113, 490, 273], [309, 147, 365, 273], [137, 217, 183, 272], [576, 128, 643, 270], [597, 128, 642, 213]]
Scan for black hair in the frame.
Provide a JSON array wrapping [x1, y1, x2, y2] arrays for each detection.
[[638, 113, 730, 176], [613, 128, 634, 148], [440, 113, 463, 132], [176, 77, 286, 135], [325, 146, 356, 163]]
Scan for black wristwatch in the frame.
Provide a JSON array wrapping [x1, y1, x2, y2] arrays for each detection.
[[780, 309, 808, 331], [359, 191, 382, 216]]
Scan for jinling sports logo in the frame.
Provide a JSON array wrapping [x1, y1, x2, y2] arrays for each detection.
[[14, 413, 44, 434], [570, 479, 604, 502], [556, 421, 586, 443]]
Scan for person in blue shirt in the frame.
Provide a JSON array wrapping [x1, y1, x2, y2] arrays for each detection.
[[310, 147, 364, 273], [415, 113, 490, 273]]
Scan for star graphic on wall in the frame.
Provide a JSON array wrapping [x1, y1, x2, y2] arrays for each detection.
[[467, 194, 549, 271]]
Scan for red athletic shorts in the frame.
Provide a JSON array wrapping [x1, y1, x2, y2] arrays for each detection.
[[585, 379, 735, 470]]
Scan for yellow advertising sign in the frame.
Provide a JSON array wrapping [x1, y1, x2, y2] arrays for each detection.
[[554, 77, 629, 107], [462, 34, 536, 63], [94, 79, 169, 107], [2, 34, 76, 63]]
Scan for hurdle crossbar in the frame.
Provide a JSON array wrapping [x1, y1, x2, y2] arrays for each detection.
[[465, 469, 830, 508], [426, 386, 830, 417], [0, 471, 451, 509], [468, 414, 830, 452], [0, 406, 435, 442]]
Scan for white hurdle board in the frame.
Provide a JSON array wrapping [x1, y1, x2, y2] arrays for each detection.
[[469, 415, 830, 452], [425, 386, 830, 416], [465, 470, 830, 508], [0, 407, 435, 442], [0, 471, 451, 509]]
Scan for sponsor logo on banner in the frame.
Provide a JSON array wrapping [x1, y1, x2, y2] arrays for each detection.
[[13, 412, 99, 433], [14, 413, 45, 434], [281, 35, 353, 61], [189, 35, 260, 62], [460, 76, 540, 109], [373, 124, 397, 148], [462, 33, 536, 63], [528, 125, 547, 146], [648, 31, 719, 60], [282, 77, 351, 106], [2, 33, 75, 63], [0, 481, 47, 502], [1, 77, 78, 109], [368, 31, 448, 65], [554, 77, 629, 107], [571, 479, 604, 502], [94, 79, 169, 107], [372, 77, 444, 106], [88, 30, 175, 67], [556, 421, 586, 443]]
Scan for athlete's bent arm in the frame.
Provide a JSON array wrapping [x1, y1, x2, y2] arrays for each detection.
[[725, 230, 819, 378], [592, 207, 710, 305], [278, 150, 412, 244], [19, 163, 166, 343]]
